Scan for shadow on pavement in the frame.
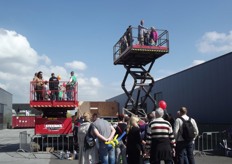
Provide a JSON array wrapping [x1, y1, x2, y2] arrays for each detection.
[[0, 144, 19, 152]]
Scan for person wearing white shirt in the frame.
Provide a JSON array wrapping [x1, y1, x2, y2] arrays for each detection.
[[174, 107, 199, 164]]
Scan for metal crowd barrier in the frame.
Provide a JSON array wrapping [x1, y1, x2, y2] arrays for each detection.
[[18, 130, 76, 153], [31, 134, 75, 152], [201, 131, 221, 152], [194, 131, 224, 156], [18, 131, 32, 152]]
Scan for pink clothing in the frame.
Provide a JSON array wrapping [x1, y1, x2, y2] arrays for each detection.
[[151, 31, 158, 42]]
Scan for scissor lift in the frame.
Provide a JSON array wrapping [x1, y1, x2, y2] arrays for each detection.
[[29, 81, 78, 151], [113, 26, 169, 116]]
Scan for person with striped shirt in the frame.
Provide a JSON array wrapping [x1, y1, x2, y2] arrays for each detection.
[[145, 108, 176, 164]]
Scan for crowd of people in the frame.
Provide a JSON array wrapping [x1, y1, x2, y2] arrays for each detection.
[[119, 20, 159, 56], [74, 106, 199, 164], [32, 71, 77, 101]]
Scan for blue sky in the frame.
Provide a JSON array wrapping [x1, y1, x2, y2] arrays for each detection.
[[0, 0, 232, 103]]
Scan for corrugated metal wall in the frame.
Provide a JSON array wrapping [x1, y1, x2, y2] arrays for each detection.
[[151, 52, 232, 124], [107, 52, 232, 125], [0, 88, 12, 129]]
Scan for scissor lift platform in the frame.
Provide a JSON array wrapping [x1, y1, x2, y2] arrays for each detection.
[[114, 44, 168, 66], [113, 26, 169, 115]]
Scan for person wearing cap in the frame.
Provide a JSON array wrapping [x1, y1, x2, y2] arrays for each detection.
[[145, 108, 176, 164], [67, 71, 77, 100]]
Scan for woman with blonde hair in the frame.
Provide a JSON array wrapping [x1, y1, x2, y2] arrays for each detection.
[[126, 116, 143, 164], [77, 112, 99, 164]]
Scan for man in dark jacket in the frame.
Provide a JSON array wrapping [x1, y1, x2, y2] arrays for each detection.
[[49, 73, 59, 100]]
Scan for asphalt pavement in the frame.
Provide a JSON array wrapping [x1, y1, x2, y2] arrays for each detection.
[[0, 129, 232, 164]]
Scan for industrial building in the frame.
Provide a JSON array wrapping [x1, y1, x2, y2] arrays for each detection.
[[107, 52, 232, 130], [0, 88, 12, 129]]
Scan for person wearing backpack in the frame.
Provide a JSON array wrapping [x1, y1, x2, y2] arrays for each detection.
[[77, 112, 99, 164], [174, 107, 199, 164]]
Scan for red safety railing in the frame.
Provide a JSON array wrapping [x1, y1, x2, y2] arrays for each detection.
[[30, 81, 78, 109]]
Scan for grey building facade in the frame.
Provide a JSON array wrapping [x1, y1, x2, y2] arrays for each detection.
[[107, 52, 232, 127], [0, 88, 12, 129]]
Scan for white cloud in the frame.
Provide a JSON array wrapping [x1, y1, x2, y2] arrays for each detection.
[[65, 61, 87, 71], [77, 76, 103, 100], [191, 60, 205, 66], [0, 28, 108, 103], [90, 77, 101, 87], [181, 60, 205, 71], [0, 28, 40, 74], [196, 31, 232, 54], [0, 83, 7, 89], [39, 55, 51, 65]]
